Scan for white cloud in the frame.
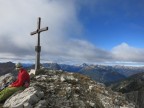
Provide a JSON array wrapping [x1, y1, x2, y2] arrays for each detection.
[[41, 38, 113, 64], [0, 0, 144, 65], [0, 0, 83, 62], [112, 42, 144, 62]]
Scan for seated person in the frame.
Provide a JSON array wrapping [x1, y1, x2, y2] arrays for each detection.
[[0, 63, 30, 102]]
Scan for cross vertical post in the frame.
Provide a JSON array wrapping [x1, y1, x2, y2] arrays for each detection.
[[31, 17, 48, 71]]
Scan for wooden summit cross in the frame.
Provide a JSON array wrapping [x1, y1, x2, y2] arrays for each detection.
[[31, 17, 48, 71]]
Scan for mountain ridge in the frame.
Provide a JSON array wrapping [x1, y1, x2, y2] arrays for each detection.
[[109, 72, 144, 108], [0, 69, 135, 108]]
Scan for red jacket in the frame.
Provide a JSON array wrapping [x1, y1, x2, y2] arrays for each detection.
[[11, 68, 30, 87]]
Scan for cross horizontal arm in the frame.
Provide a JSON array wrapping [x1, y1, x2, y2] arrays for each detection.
[[39, 27, 48, 32], [30, 27, 48, 35], [30, 30, 38, 35]]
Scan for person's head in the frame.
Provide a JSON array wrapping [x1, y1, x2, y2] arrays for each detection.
[[15, 63, 23, 71]]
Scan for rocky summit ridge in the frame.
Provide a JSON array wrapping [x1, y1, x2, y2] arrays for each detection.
[[0, 69, 135, 108]]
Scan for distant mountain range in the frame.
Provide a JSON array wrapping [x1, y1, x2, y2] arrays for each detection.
[[0, 62, 15, 75], [42, 63, 144, 84], [42, 63, 144, 76], [1, 62, 144, 84], [112, 65, 144, 76]]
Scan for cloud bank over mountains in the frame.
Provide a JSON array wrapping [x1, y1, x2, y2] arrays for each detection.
[[0, 0, 144, 65]]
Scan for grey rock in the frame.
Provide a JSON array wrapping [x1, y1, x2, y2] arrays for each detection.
[[0, 73, 16, 91], [3, 87, 44, 108], [34, 100, 47, 108]]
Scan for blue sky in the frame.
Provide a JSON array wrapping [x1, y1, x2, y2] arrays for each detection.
[[79, 0, 144, 49], [0, 0, 144, 65]]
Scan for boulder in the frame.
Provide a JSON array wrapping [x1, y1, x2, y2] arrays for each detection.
[[0, 73, 16, 90], [3, 87, 44, 108]]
